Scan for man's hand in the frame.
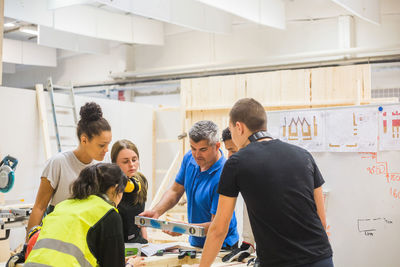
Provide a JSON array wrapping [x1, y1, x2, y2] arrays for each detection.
[[162, 229, 183, 236], [139, 210, 160, 219], [126, 255, 145, 267], [222, 241, 255, 263]]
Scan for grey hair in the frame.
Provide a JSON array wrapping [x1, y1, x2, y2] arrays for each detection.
[[189, 120, 219, 145]]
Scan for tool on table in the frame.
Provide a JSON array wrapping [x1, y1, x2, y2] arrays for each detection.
[[155, 249, 164, 256], [222, 242, 254, 262], [0, 207, 32, 241], [0, 155, 18, 193], [125, 243, 142, 257], [135, 216, 205, 237], [247, 257, 260, 266], [178, 249, 197, 259]]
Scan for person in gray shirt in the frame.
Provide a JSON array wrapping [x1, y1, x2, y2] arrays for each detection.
[[26, 102, 112, 238]]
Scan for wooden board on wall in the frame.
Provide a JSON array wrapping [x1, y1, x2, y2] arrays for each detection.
[[0, 0, 4, 85], [311, 65, 371, 105], [181, 64, 372, 134]]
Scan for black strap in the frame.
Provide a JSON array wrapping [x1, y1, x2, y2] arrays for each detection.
[[248, 131, 272, 143]]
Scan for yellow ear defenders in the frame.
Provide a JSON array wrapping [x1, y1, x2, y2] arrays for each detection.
[[124, 176, 141, 194]]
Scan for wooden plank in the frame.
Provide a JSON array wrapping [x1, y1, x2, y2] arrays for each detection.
[[245, 73, 264, 103], [0, 231, 10, 262], [156, 139, 180, 143], [362, 64, 372, 102], [184, 99, 375, 112], [150, 151, 181, 210], [235, 74, 247, 100], [246, 71, 282, 105], [310, 67, 329, 103], [281, 69, 310, 104], [369, 97, 399, 103], [152, 109, 156, 200], [157, 106, 181, 111], [35, 84, 52, 160], [0, 0, 4, 84], [180, 79, 189, 158]]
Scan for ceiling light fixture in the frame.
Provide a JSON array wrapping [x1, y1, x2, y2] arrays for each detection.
[[19, 25, 38, 35], [4, 22, 16, 27]]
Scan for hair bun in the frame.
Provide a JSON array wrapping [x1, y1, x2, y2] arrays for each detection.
[[79, 102, 103, 122]]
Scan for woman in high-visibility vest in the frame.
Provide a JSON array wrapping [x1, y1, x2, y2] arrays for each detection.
[[111, 140, 148, 244], [26, 102, 113, 240], [25, 163, 145, 267]]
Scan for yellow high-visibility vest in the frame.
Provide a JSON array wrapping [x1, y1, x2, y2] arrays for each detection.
[[25, 195, 116, 267]]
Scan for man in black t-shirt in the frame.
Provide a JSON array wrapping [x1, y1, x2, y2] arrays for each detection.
[[200, 98, 333, 267]]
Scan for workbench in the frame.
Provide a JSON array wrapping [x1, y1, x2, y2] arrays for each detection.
[[14, 247, 252, 267], [142, 231, 254, 266], [0, 203, 32, 262], [143, 251, 251, 267]]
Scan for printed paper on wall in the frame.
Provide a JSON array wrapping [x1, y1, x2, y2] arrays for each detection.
[[280, 111, 325, 152], [325, 108, 378, 152], [379, 105, 400, 151]]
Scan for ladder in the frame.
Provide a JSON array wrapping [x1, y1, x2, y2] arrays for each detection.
[[46, 77, 78, 153]]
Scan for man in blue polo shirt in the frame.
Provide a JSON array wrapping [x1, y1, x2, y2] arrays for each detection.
[[141, 120, 239, 249]]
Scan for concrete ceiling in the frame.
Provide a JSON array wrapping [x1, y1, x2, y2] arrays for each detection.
[[1, 0, 388, 69]]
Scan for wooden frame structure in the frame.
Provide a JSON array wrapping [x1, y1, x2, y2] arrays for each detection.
[[180, 64, 372, 152]]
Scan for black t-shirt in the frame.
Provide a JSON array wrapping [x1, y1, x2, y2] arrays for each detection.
[[87, 209, 125, 267], [118, 190, 146, 243], [218, 139, 332, 267]]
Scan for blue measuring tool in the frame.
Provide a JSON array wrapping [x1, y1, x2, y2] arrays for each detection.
[[135, 216, 206, 237]]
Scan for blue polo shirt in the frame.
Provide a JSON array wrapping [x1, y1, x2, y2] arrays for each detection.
[[175, 150, 239, 248]]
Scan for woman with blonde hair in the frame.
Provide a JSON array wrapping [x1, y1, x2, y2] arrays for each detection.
[[111, 139, 148, 244]]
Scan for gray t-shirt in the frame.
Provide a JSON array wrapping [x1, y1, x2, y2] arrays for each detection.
[[42, 150, 93, 205]]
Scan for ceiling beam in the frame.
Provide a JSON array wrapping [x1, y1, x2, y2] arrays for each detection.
[[331, 0, 380, 25], [5, 0, 164, 45], [38, 26, 110, 54], [95, 0, 232, 34], [195, 0, 286, 30], [5, 0, 53, 27], [3, 38, 57, 67], [338, 15, 355, 49], [47, 0, 94, 10], [53, 5, 164, 45]]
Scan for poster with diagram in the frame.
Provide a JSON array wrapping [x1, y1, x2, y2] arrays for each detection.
[[280, 110, 325, 152], [379, 105, 400, 151], [325, 107, 378, 152]]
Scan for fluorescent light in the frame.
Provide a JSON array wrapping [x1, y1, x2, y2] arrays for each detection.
[[4, 22, 16, 27], [19, 26, 38, 35]]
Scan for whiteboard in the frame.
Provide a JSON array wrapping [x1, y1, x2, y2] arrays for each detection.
[[266, 104, 400, 267]]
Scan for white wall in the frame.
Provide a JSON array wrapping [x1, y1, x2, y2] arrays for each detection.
[[2, 44, 132, 88], [134, 94, 180, 108]]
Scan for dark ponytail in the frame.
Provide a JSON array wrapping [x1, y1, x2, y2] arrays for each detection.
[[70, 163, 127, 199], [77, 102, 111, 140]]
